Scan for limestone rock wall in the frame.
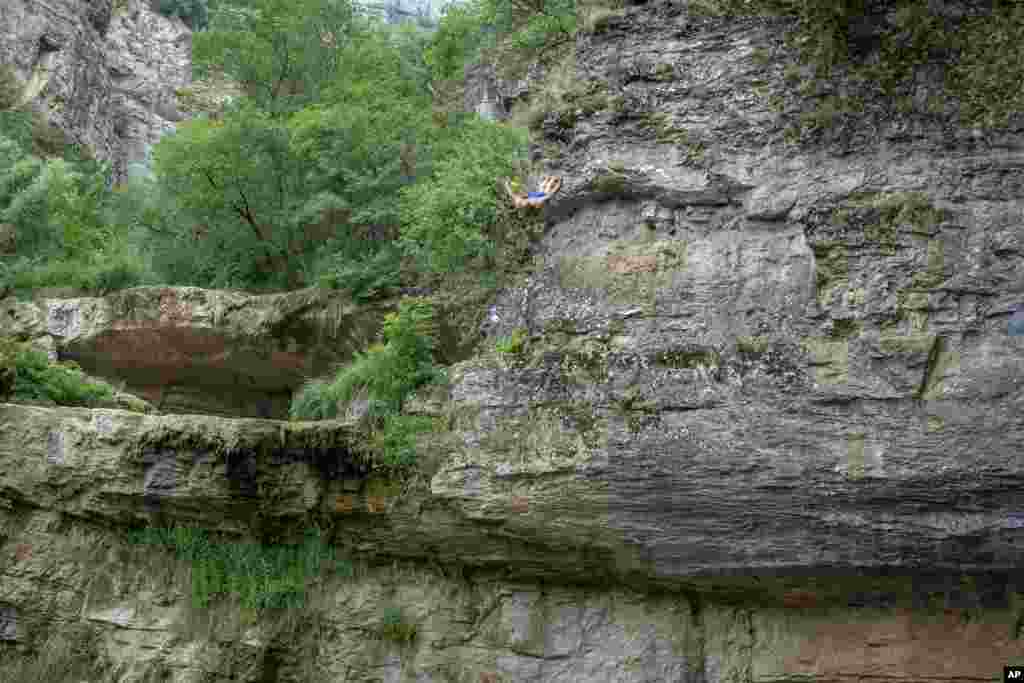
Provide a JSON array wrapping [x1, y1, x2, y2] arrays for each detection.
[[0, 0, 191, 182], [0, 404, 1020, 682], [1, 1, 1023, 681], [1, 287, 393, 419]]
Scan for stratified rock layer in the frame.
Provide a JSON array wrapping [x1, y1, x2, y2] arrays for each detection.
[[1, 1, 1023, 681], [0, 0, 190, 181], [0, 403, 1020, 681], [1, 287, 392, 418]]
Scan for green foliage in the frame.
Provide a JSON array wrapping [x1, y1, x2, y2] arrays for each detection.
[[288, 304, 443, 473], [3, 157, 109, 257], [698, 1, 1024, 130], [482, 0, 576, 61], [428, 0, 575, 88], [316, 243, 404, 302], [152, 105, 309, 289], [949, 3, 1024, 127], [592, 170, 627, 195], [369, 414, 436, 473], [399, 118, 528, 273], [0, 339, 114, 407], [127, 524, 351, 611], [378, 606, 418, 644], [495, 328, 528, 355], [0, 65, 22, 111], [290, 297, 440, 420], [424, 0, 489, 83], [157, 0, 209, 31], [288, 27, 433, 233], [0, 130, 151, 296], [193, 0, 354, 113], [1, 250, 154, 296]]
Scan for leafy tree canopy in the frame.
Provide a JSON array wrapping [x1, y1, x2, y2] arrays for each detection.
[[151, 104, 307, 288], [192, 0, 355, 114]]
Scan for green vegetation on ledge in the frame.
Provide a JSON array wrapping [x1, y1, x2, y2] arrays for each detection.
[[696, 0, 1024, 131], [0, 338, 114, 407], [127, 524, 352, 610]]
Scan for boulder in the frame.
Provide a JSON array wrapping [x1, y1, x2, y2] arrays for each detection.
[[1, 287, 393, 418]]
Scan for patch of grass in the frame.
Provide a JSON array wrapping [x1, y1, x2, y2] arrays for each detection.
[[829, 318, 861, 339], [290, 299, 446, 480], [495, 328, 529, 356], [559, 241, 686, 304], [593, 171, 628, 195], [563, 80, 609, 116], [811, 241, 848, 286], [560, 338, 610, 384], [378, 606, 418, 644], [652, 63, 675, 81], [653, 347, 720, 369], [127, 524, 351, 611], [29, 114, 71, 158], [872, 192, 943, 237], [0, 64, 23, 110], [613, 386, 658, 436], [736, 336, 769, 354], [506, 48, 579, 132], [366, 414, 439, 475], [685, 1, 1024, 131], [0, 338, 114, 407], [750, 47, 773, 66]]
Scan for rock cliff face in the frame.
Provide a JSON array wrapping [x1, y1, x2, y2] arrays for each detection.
[[0, 0, 191, 181], [2, 287, 394, 418], [1, 2, 1024, 682]]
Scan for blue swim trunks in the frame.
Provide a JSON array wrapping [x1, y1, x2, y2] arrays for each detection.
[[527, 191, 547, 199], [1010, 307, 1024, 336]]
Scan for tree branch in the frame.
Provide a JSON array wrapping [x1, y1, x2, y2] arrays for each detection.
[[201, 168, 220, 191], [233, 188, 265, 241]]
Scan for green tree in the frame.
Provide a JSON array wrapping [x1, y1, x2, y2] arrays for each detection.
[[0, 140, 110, 259], [151, 105, 309, 289], [289, 26, 433, 234], [424, 0, 490, 83], [398, 117, 528, 273], [158, 0, 210, 31], [193, 0, 354, 114]]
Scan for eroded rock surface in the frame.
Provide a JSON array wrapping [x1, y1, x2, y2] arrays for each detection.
[[1, 287, 392, 418], [0, 0, 190, 181], [1, 2, 1024, 682], [0, 404, 1020, 682], [458, 1, 1024, 582]]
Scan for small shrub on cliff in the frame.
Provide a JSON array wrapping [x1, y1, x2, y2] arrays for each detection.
[[0, 339, 113, 407], [0, 65, 23, 111], [495, 328, 528, 355], [378, 606, 418, 644], [369, 414, 437, 473], [290, 298, 441, 421]]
